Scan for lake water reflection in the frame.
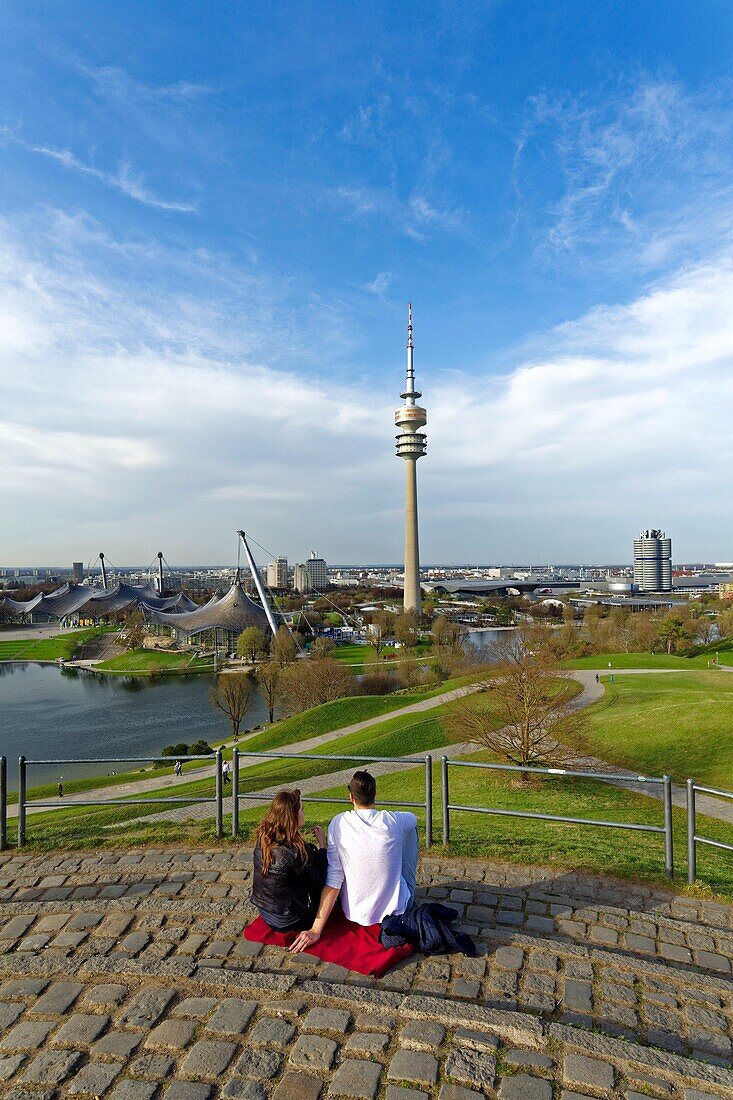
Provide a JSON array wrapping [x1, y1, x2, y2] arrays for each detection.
[[0, 663, 268, 790]]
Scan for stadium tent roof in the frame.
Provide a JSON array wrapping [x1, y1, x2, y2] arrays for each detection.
[[144, 580, 269, 637], [1, 582, 200, 621], [78, 584, 198, 617], [0, 592, 45, 614]]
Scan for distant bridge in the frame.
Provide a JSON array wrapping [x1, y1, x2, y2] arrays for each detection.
[[423, 579, 582, 598]]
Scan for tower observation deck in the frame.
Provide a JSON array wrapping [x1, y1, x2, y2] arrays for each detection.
[[395, 303, 427, 612]]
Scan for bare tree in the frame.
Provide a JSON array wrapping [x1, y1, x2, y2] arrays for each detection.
[[368, 610, 395, 657], [717, 607, 733, 642], [122, 609, 146, 652], [279, 657, 354, 714], [311, 637, 336, 659], [273, 625, 298, 667], [256, 660, 282, 723], [209, 672, 255, 741], [430, 615, 467, 656], [395, 610, 420, 651], [447, 629, 585, 768]]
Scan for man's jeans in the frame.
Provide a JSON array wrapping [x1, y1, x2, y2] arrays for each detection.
[[401, 826, 419, 909]]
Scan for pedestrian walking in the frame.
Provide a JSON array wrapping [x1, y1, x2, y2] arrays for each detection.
[[58, 780, 63, 798], [595, 673, 599, 684], [222, 759, 230, 784], [174, 760, 182, 778]]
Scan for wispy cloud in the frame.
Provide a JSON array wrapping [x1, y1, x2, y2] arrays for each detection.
[[1, 130, 197, 212], [332, 184, 465, 240], [513, 77, 733, 271], [363, 271, 393, 299], [81, 64, 213, 106]]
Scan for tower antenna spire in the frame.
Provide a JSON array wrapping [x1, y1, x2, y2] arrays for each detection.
[[405, 303, 415, 405]]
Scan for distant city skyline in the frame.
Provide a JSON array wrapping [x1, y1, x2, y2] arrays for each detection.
[[2, 3, 732, 564]]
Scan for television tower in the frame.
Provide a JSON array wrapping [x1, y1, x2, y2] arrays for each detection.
[[395, 303, 427, 612]]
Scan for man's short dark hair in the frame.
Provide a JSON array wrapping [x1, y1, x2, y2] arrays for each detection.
[[349, 770, 376, 806]]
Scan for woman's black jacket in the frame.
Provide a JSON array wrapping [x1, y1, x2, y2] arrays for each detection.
[[251, 842, 327, 932]]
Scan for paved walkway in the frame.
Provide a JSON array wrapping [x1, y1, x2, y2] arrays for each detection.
[[117, 670, 733, 831], [1, 847, 733, 1098], [7, 683, 485, 823]]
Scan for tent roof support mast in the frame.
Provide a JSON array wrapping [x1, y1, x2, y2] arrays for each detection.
[[237, 530, 278, 639]]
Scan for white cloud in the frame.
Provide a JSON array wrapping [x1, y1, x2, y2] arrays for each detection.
[[514, 77, 733, 272], [2, 209, 733, 563], [1, 129, 197, 212], [332, 184, 465, 240], [363, 272, 393, 299]]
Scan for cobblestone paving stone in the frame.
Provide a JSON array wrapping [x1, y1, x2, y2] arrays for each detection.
[[0, 848, 733, 1097]]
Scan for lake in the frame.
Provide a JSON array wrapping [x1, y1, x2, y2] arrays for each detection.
[[0, 663, 269, 791]]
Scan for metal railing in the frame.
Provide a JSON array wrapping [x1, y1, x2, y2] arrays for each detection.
[[0, 757, 6, 852], [231, 748, 433, 847], [440, 756, 675, 878], [14, 752, 224, 847], [2, 749, 433, 849], [2, 743, 732, 887], [686, 779, 733, 884]]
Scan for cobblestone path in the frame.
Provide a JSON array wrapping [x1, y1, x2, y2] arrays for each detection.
[[1, 848, 733, 1098]]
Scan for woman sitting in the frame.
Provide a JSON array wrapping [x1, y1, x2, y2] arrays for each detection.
[[251, 788, 328, 932]]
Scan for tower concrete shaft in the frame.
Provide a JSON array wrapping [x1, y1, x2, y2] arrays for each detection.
[[395, 303, 427, 613]]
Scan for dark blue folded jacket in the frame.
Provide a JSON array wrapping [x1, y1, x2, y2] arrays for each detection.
[[379, 902, 477, 957]]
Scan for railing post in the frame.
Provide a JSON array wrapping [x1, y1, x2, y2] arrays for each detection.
[[686, 778, 697, 885], [232, 748, 239, 839], [215, 749, 223, 840], [424, 755, 432, 849], [0, 757, 6, 852], [441, 755, 450, 846], [18, 756, 26, 849], [662, 774, 674, 879]]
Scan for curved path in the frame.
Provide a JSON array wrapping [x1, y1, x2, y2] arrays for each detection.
[[7, 682, 486, 823], [11, 668, 733, 832], [120, 668, 733, 830]]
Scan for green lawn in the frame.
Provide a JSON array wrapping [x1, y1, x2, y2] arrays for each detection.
[[0, 627, 113, 662], [13, 672, 733, 898], [235, 672, 482, 754], [564, 651, 719, 670], [333, 641, 433, 666], [96, 649, 212, 675], [576, 672, 733, 789], [234, 750, 733, 898]]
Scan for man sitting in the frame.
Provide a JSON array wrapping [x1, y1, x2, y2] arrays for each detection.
[[290, 770, 418, 952]]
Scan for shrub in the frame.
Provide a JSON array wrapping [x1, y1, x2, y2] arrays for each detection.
[[189, 740, 214, 756], [359, 671, 399, 696]]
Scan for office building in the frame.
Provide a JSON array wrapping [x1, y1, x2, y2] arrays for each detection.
[[305, 551, 327, 591], [293, 562, 309, 594], [633, 530, 672, 591], [266, 557, 288, 590], [72, 562, 84, 583]]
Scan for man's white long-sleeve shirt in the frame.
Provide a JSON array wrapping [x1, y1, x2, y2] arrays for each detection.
[[325, 807, 417, 926]]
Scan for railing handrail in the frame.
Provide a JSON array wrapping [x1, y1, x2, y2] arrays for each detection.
[[690, 782, 733, 801], [22, 755, 216, 765], [16, 749, 225, 847], [443, 758, 665, 784], [234, 750, 432, 764], [229, 746, 434, 849], [441, 755, 674, 879]]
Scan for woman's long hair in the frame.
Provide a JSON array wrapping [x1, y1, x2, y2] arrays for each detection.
[[255, 788, 308, 874]]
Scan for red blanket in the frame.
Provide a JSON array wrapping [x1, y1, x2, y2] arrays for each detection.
[[244, 909, 414, 978]]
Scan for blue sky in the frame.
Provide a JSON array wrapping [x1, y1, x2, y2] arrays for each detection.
[[2, 1, 733, 565]]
